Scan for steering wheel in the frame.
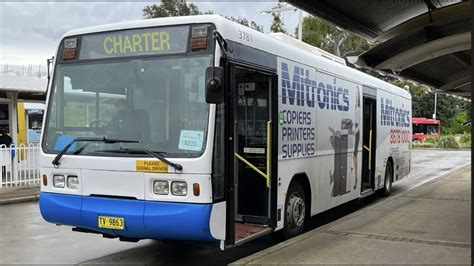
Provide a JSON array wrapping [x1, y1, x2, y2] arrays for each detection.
[[89, 119, 111, 135]]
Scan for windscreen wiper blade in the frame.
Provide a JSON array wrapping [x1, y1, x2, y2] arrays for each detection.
[[142, 148, 183, 172], [113, 148, 183, 172], [52, 136, 140, 167]]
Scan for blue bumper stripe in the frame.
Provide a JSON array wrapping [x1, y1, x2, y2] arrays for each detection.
[[39, 192, 215, 241], [81, 196, 146, 237], [144, 201, 213, 241]]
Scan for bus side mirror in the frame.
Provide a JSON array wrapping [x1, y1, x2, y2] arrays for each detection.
[[205, 66, 224, 104]]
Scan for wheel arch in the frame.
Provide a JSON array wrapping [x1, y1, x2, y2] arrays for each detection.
[[288, 172, 312, 214]]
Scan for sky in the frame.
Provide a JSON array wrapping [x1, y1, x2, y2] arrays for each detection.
[[0, 1, 306, 65]]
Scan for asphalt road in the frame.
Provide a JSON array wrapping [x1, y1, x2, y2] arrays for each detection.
[[0, 149, 470, 264]]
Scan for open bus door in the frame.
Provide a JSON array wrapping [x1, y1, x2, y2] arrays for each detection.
[[224, 64, 277, 247], [361, 86, 377, 196]]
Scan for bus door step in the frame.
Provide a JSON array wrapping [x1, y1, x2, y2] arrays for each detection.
[[360, 189, 375, 198], [235, 222, 272, 246], [242, 215, 270, 225]]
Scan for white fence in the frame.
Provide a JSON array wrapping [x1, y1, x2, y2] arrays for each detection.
[[1, 144, 41, 187]]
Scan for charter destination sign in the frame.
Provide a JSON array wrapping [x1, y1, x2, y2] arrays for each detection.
[[79, 26, 189, 60]]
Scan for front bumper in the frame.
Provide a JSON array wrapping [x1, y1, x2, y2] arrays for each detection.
[[39, 192, 215, 241]]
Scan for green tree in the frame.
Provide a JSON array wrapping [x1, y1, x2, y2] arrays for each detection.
[[143, 0, 212, 18], [442, 112, 471, 134], [225, 16, 264, 32], [270, 3, 287, 33], [297, 16, 371, 57], [143, 1, 263, 33], [390, 80, 430, 117]]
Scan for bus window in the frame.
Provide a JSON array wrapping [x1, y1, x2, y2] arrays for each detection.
[[60, 77, 122, 128], [27, 110, 44, 131], [413, 124, 424, 134], [43, 55, 211, 156], [426, 125, 438, 135]]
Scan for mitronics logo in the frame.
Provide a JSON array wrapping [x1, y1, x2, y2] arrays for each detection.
[[380, 98, 410, 128], [280, 62, 349, 112]]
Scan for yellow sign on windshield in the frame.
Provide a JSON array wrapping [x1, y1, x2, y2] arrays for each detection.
[[136, 160, 169, 173]]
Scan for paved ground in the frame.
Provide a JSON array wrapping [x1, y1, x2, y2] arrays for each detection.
[[0, 149, 470, 264], [233, 164, 471, 264], [0, 186, 39, 204]]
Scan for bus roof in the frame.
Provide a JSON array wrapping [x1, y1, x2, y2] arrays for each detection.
[[61, 15, 411, 100], [267, 33, 346, 66], [412, 117, 440, 124], [62, 15, 226, 38]]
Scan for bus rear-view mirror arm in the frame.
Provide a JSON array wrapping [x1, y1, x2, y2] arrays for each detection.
[[46, 56, 54, 91]]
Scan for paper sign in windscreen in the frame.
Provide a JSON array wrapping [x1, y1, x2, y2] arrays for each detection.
[[178, 130, 204, 151]]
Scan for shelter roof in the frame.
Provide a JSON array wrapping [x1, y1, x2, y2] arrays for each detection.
[[0, 75, 47, 100], [288, 0, 471, 98]]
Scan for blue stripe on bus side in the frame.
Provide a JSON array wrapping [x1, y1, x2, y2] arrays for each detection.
[[39, 192, 215, 241]]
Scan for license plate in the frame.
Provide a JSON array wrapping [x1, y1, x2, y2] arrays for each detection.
[[98, 216, 125, 230]]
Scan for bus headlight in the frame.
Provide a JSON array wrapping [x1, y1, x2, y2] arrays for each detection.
[[153, 180, 169, 195], [67, 176, 79, 189], [171, 181, 187, 196], [53, 175, 65, 188]]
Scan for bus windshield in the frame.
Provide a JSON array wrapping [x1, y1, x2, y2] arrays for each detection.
[[43, 55, 212, 158]]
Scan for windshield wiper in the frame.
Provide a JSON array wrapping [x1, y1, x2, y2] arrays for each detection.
[[141, 148, 183, 172], [95, 147, 183, 172], [52, 136, 140, 167]]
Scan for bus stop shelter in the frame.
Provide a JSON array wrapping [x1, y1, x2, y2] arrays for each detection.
[[0, 75, 47, 146], [0, 75, 47, 186]]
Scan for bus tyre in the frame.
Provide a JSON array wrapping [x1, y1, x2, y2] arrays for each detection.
[[381, 161, 393, 197], [283, 182, 306, 239]]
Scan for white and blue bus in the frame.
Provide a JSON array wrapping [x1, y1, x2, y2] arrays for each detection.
[[39, 15, 411, 249]]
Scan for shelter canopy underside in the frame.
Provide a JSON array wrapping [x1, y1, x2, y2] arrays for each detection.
[[288, 0, 471, 98]]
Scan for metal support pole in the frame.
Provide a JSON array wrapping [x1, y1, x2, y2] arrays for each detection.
[[433, 92, 437, 120], [7, 92, 19, 184], [298, 9, 303, 41]]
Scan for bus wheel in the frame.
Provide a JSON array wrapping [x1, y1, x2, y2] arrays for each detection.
[[381, 161, 393, 197], [283, 182, 306, 239]]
